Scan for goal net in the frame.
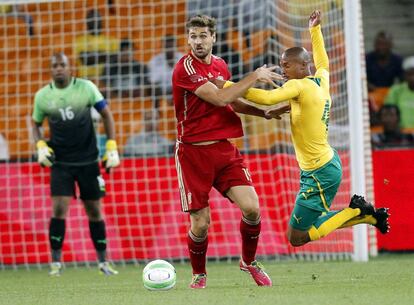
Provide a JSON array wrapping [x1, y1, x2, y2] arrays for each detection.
[[0, 0, 374, 269]]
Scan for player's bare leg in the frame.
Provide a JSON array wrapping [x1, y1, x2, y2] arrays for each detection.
[[288, 207, 363, 246], [228, 186, 272, 286], [49, 196, 70, 276], [287, 226, 311, 247], [83, 199, 118, 275], [188, 207, 210, 289]]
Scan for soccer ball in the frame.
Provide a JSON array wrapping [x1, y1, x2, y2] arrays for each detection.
[[142, 259, 176, 291]]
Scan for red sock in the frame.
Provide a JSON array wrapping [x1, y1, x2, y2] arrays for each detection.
[[187, 231, 208, 274], [240, 217, 261, 265]]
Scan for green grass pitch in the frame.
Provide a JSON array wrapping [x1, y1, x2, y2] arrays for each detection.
[[1, 253, 413, 305]]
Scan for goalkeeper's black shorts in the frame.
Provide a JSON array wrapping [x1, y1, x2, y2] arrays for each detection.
[[50, 162, 105, 200]]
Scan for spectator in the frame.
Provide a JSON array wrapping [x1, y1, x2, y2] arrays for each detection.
[[239, 0, 276, 39], [384, 56, 414, 129], [245, 33, 280, 72], [0, 4, 34, 36], [74, 9, 119, 81], [213, 30, 242, 81], [107, 0, 116, 15], [366, 31, 403, 91], [101, 39, 150, 98], [187, 0, 233, 33], [147, 35, 183, 101], [371, 105, 414, 149], [123, 109, 173, 157]]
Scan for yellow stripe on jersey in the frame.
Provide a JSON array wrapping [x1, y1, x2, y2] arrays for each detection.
[[232, 24, 333, 171]]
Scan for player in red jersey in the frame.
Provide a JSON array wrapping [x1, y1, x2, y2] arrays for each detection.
[[172, 15, 284, 289]]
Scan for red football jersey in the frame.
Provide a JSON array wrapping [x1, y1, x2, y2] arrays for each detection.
[[172, 53, 243, 143]]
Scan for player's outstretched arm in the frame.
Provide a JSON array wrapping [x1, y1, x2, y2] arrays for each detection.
[[230, 99, 289, 120], [309, 10, 329, 72], [264, 104, 291, 120], [209, 78, 290, 119], [224, 80, 300, 106], [195, 65, 280, 107], [230, 99, 268, 118]]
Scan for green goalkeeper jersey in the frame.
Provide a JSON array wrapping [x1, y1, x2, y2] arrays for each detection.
[[32, 77, 104, 164]]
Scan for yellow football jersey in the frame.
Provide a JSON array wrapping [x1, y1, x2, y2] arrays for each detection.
[[241, 25, 333, 171], [74, 34, 120, 79]]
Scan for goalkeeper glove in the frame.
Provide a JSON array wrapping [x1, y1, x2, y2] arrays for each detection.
[[102, 139, 120, 172], [36, 140, 55, 167]]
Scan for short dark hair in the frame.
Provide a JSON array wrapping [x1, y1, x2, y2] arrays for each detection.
[[120, 39, 133, 50], [186, 15, 216, 35], [379, 104, 400, 120], [86, 9, 103, 33], [86, 9, 101, 22], [164, 34, 176, 43], [375, 31, 392, 42]]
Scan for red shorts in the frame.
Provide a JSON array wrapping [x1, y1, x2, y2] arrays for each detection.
[[175, 140, 253, 212]]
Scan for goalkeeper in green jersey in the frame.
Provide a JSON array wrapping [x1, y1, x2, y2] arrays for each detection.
[[32, 52, 120, 276], [226, 10, 390, 247]]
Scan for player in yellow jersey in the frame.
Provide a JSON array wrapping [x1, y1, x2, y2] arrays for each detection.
[[225, 10, 390, 247]]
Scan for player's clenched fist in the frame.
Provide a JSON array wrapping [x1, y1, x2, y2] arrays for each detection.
[[309, 10, 321, 28], [36, 140, 55, 167], [102, 139, 120, 170]]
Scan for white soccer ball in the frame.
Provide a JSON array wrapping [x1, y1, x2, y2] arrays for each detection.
[[142, 259, 176, 291]]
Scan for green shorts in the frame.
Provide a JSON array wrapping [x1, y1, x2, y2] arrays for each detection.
[[289, 150, 342, 231]]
